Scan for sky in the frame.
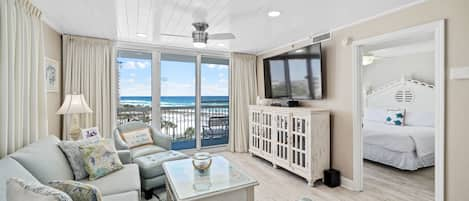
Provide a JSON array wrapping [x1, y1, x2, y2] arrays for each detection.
[[118, 57, 229, 97]]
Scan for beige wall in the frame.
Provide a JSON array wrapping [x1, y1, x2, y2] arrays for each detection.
[[257, 0, 469, 200], [43, 23, 62, 138]]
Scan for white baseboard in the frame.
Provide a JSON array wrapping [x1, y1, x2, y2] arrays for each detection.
[[341, 176, 359, 191]]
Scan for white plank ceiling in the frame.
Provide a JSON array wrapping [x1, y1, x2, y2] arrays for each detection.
[[32, 0, 421, 53]]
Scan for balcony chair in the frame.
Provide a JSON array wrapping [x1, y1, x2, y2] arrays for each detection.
[[202, 116, 229, 139], [113, 121, 172, 160]]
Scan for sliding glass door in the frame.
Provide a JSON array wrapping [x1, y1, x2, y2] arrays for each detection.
[[200, 57, 230, 147], [116, 50, 153, 126], [116, 49, 229, 150], [160, 54, 197, 150]]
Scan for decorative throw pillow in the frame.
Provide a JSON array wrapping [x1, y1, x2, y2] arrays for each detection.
[[49, 180, 103, 201], [120, 128, 154, 148], [385, 109, 405, 126], [80, 140, 124, 180], [58, 138, 100, 180], [7, 177, 72, 201]]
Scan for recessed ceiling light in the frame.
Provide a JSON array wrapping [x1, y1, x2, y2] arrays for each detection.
[[217, 43, 225, 47], [136, 33, 147, 38], [267, 11, 281, 17]]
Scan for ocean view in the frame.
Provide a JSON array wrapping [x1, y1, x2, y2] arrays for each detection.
[[120, 96, 229, 107]]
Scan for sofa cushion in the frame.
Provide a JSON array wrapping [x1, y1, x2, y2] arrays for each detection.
[[7, 178, 72, 201], [0, 157, 39, 201], [130, 145, 166, 159], [79, 164, 140, 196], [58, 138, 100, 180], [9, 136, 74, 183], [80, 140, 124, 181], [49, 180, 103, 201], [120, 128, 154, 149], [134, 150, 187, 179], [102, 191, 139, 201]]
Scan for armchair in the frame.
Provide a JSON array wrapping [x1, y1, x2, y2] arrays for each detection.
[[114, 122, 172, 160]]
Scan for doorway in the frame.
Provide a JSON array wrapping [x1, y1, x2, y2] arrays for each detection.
[[351, 20, 445, 201]]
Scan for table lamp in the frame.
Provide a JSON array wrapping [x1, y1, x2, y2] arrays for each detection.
[[57, 94, 93, 140]]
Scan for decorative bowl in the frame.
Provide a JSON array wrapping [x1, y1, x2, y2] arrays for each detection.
[[192, 152, 212, 171]]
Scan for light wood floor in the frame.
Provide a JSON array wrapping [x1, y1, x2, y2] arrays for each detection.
[[220, 152, 434, 201], [150, 152, 434, 201]]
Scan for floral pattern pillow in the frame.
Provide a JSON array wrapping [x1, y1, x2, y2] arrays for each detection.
[[58, 138, 100, 180], [79, 140, 124, 180], [49, 180, 102, 201], [7, 178, 72, 201]]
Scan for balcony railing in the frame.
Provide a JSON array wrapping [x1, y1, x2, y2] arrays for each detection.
[[117, 105, 229, 148]]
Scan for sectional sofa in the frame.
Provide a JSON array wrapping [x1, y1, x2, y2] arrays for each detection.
[[0, 136, 141, 201]]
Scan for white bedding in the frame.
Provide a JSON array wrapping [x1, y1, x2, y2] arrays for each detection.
[[363, 121, 435, 170], [364, 143, 434, 170], [363, 121, 434, 158]]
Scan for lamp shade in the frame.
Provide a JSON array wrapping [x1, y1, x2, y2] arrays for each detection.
[[57, 94, 93, 114]]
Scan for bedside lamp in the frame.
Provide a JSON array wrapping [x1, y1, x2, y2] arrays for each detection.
[[57, 94, 93, 140]]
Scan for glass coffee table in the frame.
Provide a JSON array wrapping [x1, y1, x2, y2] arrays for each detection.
[[162, 156, 258, 201]]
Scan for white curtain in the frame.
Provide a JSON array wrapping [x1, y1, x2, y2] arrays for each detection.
[[0, 0, 48, 157], [229, 53, 258, 152], [62, 35, 113, 139]]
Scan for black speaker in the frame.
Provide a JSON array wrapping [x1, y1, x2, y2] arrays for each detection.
[[324, 169, 341, 188]]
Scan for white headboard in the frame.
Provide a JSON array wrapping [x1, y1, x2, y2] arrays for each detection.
[[364, 78, 434, 113]]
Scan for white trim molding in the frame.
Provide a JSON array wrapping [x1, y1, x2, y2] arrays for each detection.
[[351, 20, 445, 201], [341, 176, 360, 191]]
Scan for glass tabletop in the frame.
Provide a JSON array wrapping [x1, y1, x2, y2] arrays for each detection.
[[163, 155, 258, 200]]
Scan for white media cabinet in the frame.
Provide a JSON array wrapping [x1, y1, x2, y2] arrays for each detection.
[[248, 105, 330, 186]]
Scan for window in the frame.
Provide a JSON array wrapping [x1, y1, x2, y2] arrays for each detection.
[[116, 50, 152, 125], [116, 49, 230, 150], [201, 57, 229, 147], [160, 53, 197, 150]]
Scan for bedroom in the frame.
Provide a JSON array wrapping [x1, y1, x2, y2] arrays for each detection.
[[359, 28, 437, 200]]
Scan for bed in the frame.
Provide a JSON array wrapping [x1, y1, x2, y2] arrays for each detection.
[[362, 78, 435, 170]]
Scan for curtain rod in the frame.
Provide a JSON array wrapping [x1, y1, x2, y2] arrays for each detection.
[[63, 34, 112, 42]]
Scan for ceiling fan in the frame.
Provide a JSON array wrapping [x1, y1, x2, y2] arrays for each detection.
[[160, 22, 235, 48]]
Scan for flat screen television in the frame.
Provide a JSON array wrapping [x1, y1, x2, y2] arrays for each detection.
[[263, 43, 323, 100]]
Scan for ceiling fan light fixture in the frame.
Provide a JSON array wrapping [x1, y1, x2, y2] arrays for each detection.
[[268, 10, 281, 17], [193, 42, 206, 48]]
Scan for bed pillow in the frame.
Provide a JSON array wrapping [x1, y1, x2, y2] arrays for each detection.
[[364, 108, 387, 123], [405, 111, 434, 127], [48, 180, 103, 201], [80, 140, 124, 180], [120, 128, 154, 148], [385, 109, 405, 126], [7, 178, 72, 201]]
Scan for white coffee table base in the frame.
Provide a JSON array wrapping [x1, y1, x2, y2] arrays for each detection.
[[166, 179, 254, 201], [163, 156, 258, 201]]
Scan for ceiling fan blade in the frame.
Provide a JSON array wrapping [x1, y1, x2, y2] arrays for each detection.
[[208, 33, 235, 40], [160, 33, 192, 38]]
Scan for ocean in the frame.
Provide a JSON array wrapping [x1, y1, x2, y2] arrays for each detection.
[[120, 96, 229, 107]]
